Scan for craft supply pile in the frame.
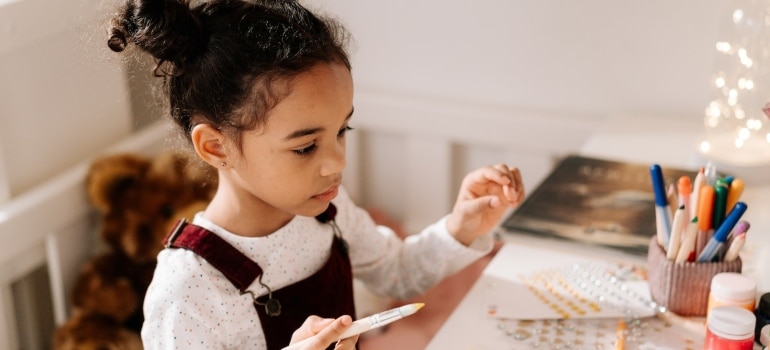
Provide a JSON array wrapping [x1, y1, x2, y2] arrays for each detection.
[[478, 161, 768, 350]]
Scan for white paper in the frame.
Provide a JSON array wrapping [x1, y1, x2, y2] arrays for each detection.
[[481, 243, 656, 320]]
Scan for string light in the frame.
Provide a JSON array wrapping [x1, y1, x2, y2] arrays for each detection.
[[700, 1, 770, 168]]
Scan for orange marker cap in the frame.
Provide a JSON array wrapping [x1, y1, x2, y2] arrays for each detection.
[[677, 176, 692, 196], [726, 178, 744, 214]]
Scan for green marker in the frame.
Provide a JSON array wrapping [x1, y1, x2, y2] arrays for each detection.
[[712, 179, 729, 229]]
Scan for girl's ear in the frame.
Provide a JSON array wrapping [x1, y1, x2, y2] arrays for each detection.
[[191, 124, 230, 168]]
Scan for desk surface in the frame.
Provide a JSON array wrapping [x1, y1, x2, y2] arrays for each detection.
[[427, 115, 770, 349]]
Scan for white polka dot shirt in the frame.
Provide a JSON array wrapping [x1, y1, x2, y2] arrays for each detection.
[[141, 186, 493, 349]]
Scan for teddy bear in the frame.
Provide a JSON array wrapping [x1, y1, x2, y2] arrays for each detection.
[[52, 150, 217, 349]]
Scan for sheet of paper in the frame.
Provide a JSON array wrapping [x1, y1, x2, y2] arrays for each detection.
[[426, 238, 712, 350], [481, 242, 656, 320]]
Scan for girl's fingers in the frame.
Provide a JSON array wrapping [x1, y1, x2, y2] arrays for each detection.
[[488, 164, 524, 204], [335, 335, 359, 349], [308, 316, 334, 334], [510, 167, 525, 203], [289, 315, 353, 349], [467, 165, 511, 187], [461, 164, 525, 207], [314, 315, 353, 346]]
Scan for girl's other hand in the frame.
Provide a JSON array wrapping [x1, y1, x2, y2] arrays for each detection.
[[286, 315, 358, 350], [447, 164, 525, 245]]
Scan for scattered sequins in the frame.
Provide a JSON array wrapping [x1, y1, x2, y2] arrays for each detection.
[[496, 316, 702, 349], [490, 263, 702, 349]]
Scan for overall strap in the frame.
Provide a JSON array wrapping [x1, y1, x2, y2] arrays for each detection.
[[161, 203, 339, 292], [163, 220, 261, 291]]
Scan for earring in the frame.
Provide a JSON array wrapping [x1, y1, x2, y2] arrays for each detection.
[[220, 161, 227, 167]]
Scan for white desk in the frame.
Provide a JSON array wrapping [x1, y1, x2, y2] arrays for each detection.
[[427, 115, 770, 350]]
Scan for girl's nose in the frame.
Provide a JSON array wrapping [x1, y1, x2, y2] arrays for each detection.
[[320, 142, 345, 177]]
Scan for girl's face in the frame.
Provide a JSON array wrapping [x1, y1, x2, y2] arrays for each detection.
[[226, 62, 354, 218]]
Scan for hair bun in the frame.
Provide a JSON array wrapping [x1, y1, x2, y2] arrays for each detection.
[[108, 0, 205, 67], [107, 24, 129, 52]]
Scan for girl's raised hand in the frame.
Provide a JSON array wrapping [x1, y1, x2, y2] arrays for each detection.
[[446, 164, 525, 245], [284, 315, 359, 350]]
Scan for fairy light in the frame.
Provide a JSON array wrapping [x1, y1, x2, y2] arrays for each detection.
[[701, 1, 770, 168], [701, 141, 712, 153], [715, 42, 732, 53], [734, 108, 745, 120]]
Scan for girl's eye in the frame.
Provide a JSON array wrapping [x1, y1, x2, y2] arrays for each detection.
[[293, 144, 317, 157], [338, 126, 354, 138]]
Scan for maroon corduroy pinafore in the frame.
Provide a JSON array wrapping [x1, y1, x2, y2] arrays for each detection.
[[162, 204, 356, 350]]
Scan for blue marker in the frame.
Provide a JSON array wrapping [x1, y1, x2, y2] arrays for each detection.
[[650, 164, 672, 246], [697, 201, 748, 262]]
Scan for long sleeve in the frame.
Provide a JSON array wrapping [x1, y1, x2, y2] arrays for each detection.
[[335, 188, 494, 299], [141, 186, 494, 348]]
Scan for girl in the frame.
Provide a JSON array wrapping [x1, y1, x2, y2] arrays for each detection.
[[106, 0, 525, 349]]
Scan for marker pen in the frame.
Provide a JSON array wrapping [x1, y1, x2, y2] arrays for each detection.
[[337, 303, 424, 339], [675, 217, 699, 263], [697, 202, 747, 262], [667, 205, 686, 261], [677, 175, 692, 220], [726, 178, 744, 215], [723, 233, 746, 262], [689, 167, 705, 219], [282, 303, 425, 350], [712, 179, 729, 230], [723, 221, 750, 262], [650, 164, 672, 247], [695, 186, 715, 257]]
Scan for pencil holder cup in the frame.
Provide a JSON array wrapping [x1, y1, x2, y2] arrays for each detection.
[[646, 237, 742, 316]]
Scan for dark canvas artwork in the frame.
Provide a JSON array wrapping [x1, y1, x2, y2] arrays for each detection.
[[501, 155, 698, 255]]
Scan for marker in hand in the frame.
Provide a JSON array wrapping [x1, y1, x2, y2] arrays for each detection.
[[282, 303, 425, 350], [337, 303, 424, 339]]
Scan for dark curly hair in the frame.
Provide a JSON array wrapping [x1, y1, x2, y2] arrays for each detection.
[[107, 0, 351, 146]]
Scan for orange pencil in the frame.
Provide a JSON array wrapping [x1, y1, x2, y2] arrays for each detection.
[[695, 186, 715, 257]]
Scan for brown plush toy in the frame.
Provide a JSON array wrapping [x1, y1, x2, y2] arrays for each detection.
[[53, 150, 217, 349]]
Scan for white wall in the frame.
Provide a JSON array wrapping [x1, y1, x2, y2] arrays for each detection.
[[315, 0, 728, 120], [0, 0, 133, 202], [310, 0, 731, 223], [0, 0, 734, 209], [0, 0, 736, 202]]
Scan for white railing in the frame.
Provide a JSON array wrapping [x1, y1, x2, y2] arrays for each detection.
[[0, 88, 602, 348], [0, 122, 170, 349]]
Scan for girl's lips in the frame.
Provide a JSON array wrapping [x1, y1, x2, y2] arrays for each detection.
[[313, 185, 339, 202]]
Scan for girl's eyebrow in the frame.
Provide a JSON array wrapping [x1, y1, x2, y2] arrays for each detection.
[[282, 107, 354, 141]]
